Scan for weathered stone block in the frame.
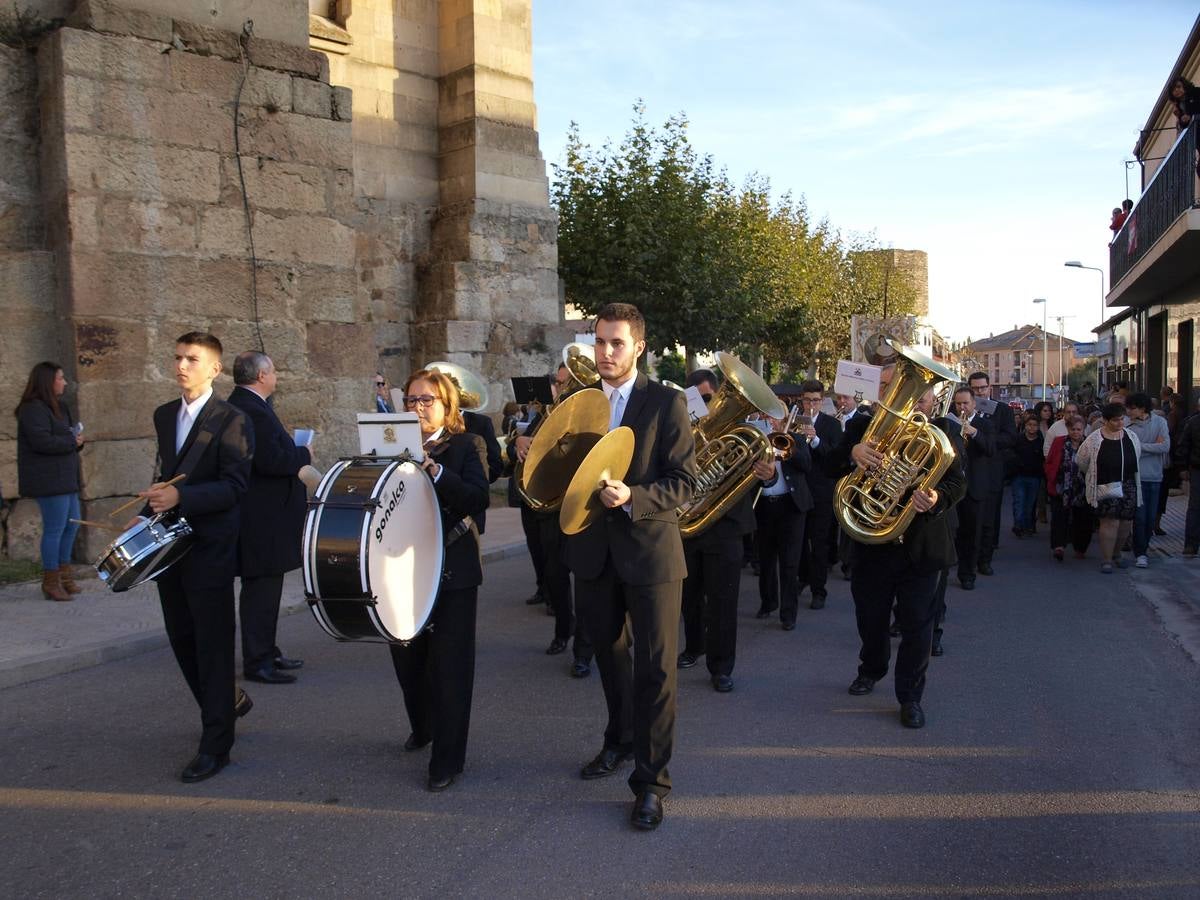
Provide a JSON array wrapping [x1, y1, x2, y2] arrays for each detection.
[[0, 203, 43, 251], [0, 438, 15, 499], [168, 49, 241, 99], [79, 437, 157, 500], [63, 133, 222, 203], [172, 20, 241, 61], [73, 318, 151, 381], [242, 67, 294, 113], [5, 497, 43, 562], [96, 198, 198, 254], [307, 323, 377, 376], [236, 109, 353, 171], [289, 266, 358, 323], [58, 27, 170, 85], [331, 85, 353, 121], [220, 321, 308, 371], [252, 211, 355, 268], [292, 77, 331, 118], [222, 157, 328, 214], [67, 0, 174, 44], [245, 36, 329, 82], [0, 251, 56, 312], [75, 379, 163, 441]]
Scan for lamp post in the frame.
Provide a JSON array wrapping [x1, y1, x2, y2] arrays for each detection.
[[1064, 261, 1105, 327], [1054, 314, 1075, 408], [1033, 298, 1048, 403]]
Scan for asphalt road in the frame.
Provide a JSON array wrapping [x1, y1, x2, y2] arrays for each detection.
[[2, 527, 1199, 898]]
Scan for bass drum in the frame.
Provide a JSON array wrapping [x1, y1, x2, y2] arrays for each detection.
[[302, 458, 444, 643]]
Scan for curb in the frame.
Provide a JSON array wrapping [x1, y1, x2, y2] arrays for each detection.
[[0, 540, 528, 691]]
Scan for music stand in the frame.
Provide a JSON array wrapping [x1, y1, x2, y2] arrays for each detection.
[[511, 376, 555, 406]]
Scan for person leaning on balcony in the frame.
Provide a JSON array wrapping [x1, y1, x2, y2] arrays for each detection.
[[15, 361, 84, 601], [1169, 76, 1200, 133]]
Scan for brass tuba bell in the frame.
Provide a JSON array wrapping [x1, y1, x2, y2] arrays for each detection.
[[834, 340, 959, 544], [676, 352, 786, 538], [424, 360, 489, 413]]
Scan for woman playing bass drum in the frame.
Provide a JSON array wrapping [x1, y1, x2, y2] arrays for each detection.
[[390, 368, 491, 792]]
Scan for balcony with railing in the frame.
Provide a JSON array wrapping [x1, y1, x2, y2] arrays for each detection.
[[1109, 118, 1200, 306]]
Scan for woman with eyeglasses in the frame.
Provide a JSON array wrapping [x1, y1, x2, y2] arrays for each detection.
[[388, 369, 490, 791]]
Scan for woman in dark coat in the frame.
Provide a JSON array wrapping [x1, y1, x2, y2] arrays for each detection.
[[15, 362, 84, 600], [389, 368, 490, 792]]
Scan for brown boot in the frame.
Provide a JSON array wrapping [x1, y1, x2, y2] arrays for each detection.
[[58, 566, 82, 594], [42, 570, 72, 602]]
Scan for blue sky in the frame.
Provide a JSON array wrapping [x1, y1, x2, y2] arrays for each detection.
[[531, 1, 1198, 345]]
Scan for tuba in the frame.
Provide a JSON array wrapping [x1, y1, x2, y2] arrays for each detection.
[[424, 360, 489, 413], [834, 340, 959, 544], [676, 352, 786, 538]]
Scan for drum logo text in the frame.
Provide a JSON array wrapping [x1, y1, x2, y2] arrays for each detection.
[[374, 482, 406, 542]]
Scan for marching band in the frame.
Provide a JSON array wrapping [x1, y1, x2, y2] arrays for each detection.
[[93, 309, 969, 832]]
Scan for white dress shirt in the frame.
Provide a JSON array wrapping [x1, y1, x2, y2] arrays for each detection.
[[176, 388, 212, 454], [602, 371, 637, 432]]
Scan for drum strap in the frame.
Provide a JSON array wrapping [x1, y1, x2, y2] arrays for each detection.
[[444, 516, 474, 548], [163, 407, 234, 482]]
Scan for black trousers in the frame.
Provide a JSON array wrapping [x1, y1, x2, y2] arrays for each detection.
[[850, 545, 939, 703], [239, 573, 284, 673], [389, 586, 477, 780], [576, 557, 681, 798], [1051, 497, 1095, 554], [535, 512, 593, 660], [519, 504, 546, 594], [681, 535, 741, 677], [955, 496, 983, 580], [983, 485, 1002, 558], [157, 567, 237, 757], [932, 567, 950, 638], [798, 501, 833, 600], [755, 497, 806, 624]]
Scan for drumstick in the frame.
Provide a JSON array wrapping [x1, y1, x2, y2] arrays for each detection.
[[108, 473, 187, 518], [70, 518, 124, 532]]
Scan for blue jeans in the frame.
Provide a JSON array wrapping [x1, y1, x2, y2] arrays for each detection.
[[1133, 480, 1161, 557], [1010, 476, 1041, 533], [35, 493, 81, 570]]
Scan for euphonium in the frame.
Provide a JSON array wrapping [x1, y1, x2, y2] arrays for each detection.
[[677, 352, 786, 538], [768, 405, 800, 460], [834, 340, 959, 544]]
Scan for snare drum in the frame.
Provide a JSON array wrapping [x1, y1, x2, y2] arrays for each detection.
[[303, 458, 444, 643], [94, 513, 194, 592]]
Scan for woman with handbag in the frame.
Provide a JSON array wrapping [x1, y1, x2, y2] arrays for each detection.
[[1076, 402, 1142, 574]]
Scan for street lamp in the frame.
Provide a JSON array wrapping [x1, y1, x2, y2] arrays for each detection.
[[1064, 261, 1106, 326], [1033, 298, 1048, 403]]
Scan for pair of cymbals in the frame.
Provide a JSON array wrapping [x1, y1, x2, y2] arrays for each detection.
[[560, 426, 634, 535]]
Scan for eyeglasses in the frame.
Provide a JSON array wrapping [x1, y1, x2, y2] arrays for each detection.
[[403, 395, 438, 409], [375, 381, 386, 387], [700, 394, 713, 403]]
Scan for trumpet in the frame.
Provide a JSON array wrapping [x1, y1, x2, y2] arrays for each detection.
[[769, 405, 800, 460]]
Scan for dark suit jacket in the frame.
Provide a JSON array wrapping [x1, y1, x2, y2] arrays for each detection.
[[959, 415, 996, 501], [565, 374, 697, 585], [977, 400, 1016, 489], [758, 432, 814, 513], [150, 395, 253, 587], [463, 409, 502, 534], [430, 431, 491, 590], [825, 409, 966, 574], [228, 387, 311, 578], [804, 411, 842, 506]]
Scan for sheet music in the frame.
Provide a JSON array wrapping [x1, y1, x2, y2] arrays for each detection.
[[975, 397, 998, 416]]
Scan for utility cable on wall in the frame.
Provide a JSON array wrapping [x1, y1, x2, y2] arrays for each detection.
[[234, 19, 266, 354]]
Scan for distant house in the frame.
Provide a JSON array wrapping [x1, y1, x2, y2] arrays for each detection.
[[963, 325, 1082, 405], [1099, 14, 1200, 402]]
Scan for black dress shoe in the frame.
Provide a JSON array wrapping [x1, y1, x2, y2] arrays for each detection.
[[274, 656, 304, 670], [571, 659, 591, 678], [427, 773, 456, 792], [525, 590, 544, 606], [755, 605, 777, 619], [181, 752, 229, 783], [781, 620, 796, 631], [959, 578, 975, 591], [631, 790, 663, 831], [977, 562, 994, 576], [580, 747, 633, 780], [931, 635, 944, 657], [809, 594, 826, 610], [1154, 526, 1168, 536], [545, 637, 568, 655], [900, 701, 926, 729], [848, 675, 876, 695], [711, 674, 733, 693], [234, 687, 253, 718], [677, 651, 698, 669], [244, 664, 297, 685], [404, 733, 431, 751]]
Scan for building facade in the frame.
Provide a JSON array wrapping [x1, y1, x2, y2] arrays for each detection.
[[1098, 14, 1200, 405], [0, 0, 565, 559], [962, 325, 1082, 406]]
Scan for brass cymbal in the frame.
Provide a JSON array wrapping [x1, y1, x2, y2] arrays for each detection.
[[560, 426, 635, 536], [520, 389, 610, 509]]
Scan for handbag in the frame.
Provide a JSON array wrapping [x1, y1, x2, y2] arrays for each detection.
[[1096, 437, 1124, 501]]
